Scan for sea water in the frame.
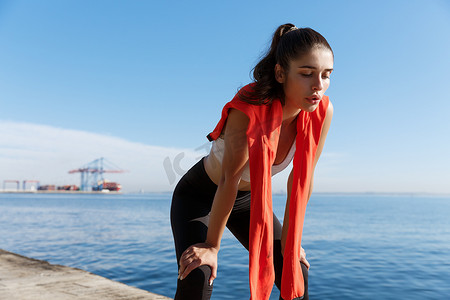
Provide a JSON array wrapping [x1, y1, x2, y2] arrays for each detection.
[[0, 193, 449, 299]]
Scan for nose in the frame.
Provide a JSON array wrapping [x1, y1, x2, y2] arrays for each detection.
[[312, 76, 323, 91]]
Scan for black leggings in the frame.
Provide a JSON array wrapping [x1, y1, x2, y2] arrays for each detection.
[[170, 158, 308, 300]]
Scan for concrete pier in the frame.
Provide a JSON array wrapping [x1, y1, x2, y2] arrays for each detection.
[[0, 249, 172, 300]]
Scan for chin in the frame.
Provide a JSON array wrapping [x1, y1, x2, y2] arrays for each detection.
[[303, 105, 320, 113]]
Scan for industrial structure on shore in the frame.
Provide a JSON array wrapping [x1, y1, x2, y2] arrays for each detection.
[[1, 157, 125, 193]]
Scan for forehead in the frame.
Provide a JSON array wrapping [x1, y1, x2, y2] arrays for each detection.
[[290, 47, 334, 69]]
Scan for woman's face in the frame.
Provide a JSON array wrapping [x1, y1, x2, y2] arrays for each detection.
[[276, 47, 334, 113]]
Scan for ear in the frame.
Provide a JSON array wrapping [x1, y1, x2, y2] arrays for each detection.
[[274, 64, 285, 83]]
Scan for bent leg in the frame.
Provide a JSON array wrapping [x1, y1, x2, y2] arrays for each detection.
[[174, 265, 213, 300], [170, 159, 217, 300], [278, 263, 308, 300], [226, 194, 308, 300]]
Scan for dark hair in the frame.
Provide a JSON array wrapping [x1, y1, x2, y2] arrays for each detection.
[[239, 23, 333, 105]]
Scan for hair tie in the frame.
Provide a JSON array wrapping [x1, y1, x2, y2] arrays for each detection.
[[280, 26, 298, 37]]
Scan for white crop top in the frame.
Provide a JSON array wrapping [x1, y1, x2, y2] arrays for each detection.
[[210, 137, 296, 182]]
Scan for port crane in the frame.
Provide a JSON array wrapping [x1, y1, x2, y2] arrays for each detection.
[[68, 157, 125, 191], [23, 180, 40, 190], [2, 180, 20, 190]]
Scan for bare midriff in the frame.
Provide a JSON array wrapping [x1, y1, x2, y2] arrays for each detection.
[[203, 152, 252, 191], [204, 122, 297, 192]]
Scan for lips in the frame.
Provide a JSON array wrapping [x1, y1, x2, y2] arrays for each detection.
[[306, 94, 321, 104]]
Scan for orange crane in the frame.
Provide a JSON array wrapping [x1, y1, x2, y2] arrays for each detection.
[[68, 157, 125, 191]]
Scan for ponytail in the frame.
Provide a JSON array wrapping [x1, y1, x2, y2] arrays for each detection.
[[239, 23, 333, 105]]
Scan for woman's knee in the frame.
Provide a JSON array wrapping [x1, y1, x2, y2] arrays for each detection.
[[301, 262, 308, 286], [278, 263, 309, 300], [175, 265, 213, 300]]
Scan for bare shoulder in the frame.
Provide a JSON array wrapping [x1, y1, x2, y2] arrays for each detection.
[[321, 100, 333, 134], [223, 108, 249, 138], [227, 108, 249, 126], [314, 100, 333, 166], [326, 100, 334, 121], [221, 109, 250, 182]]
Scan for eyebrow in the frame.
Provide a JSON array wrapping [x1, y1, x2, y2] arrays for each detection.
[[298, 65, 334, 72]]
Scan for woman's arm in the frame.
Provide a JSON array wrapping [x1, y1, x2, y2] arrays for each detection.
[[281, 102, 334, 261], [178, 108, 249, 284], [206, 109, 250, 249]]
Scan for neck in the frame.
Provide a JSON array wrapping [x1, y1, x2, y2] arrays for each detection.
[[282, 104, 301, 126]]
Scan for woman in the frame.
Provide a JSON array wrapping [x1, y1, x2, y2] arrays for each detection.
[[171, 23, 334, 300]]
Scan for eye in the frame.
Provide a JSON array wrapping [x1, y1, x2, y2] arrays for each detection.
[[301, 73, 313, 77], [322, 72, 331, 79]]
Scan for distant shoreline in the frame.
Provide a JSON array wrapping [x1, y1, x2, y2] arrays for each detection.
[[0, 190, 122, 195], [291, 191, 450, 198], [1, 190, 448, 198]]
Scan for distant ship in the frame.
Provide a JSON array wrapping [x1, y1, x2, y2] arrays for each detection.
[[92, 179, 122, 192], [38, 185, 79, 191], [36, 180, 122, 192]]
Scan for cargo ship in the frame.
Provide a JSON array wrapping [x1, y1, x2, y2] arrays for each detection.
[[36, 180, 122, 192], [92, 179, 122, 192], [2, 179, 122, 194], [37, 185, 80, 191]]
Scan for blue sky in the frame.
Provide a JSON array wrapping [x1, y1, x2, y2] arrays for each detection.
[[1, 0, 449, 193]]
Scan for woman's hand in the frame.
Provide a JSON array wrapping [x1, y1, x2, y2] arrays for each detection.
[[300, 247, 310, 270], [280, 242, 310, 270], [178, 242, 219, 286]]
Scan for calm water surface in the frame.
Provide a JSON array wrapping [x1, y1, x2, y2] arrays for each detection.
[[1, 193, 449, 299]]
